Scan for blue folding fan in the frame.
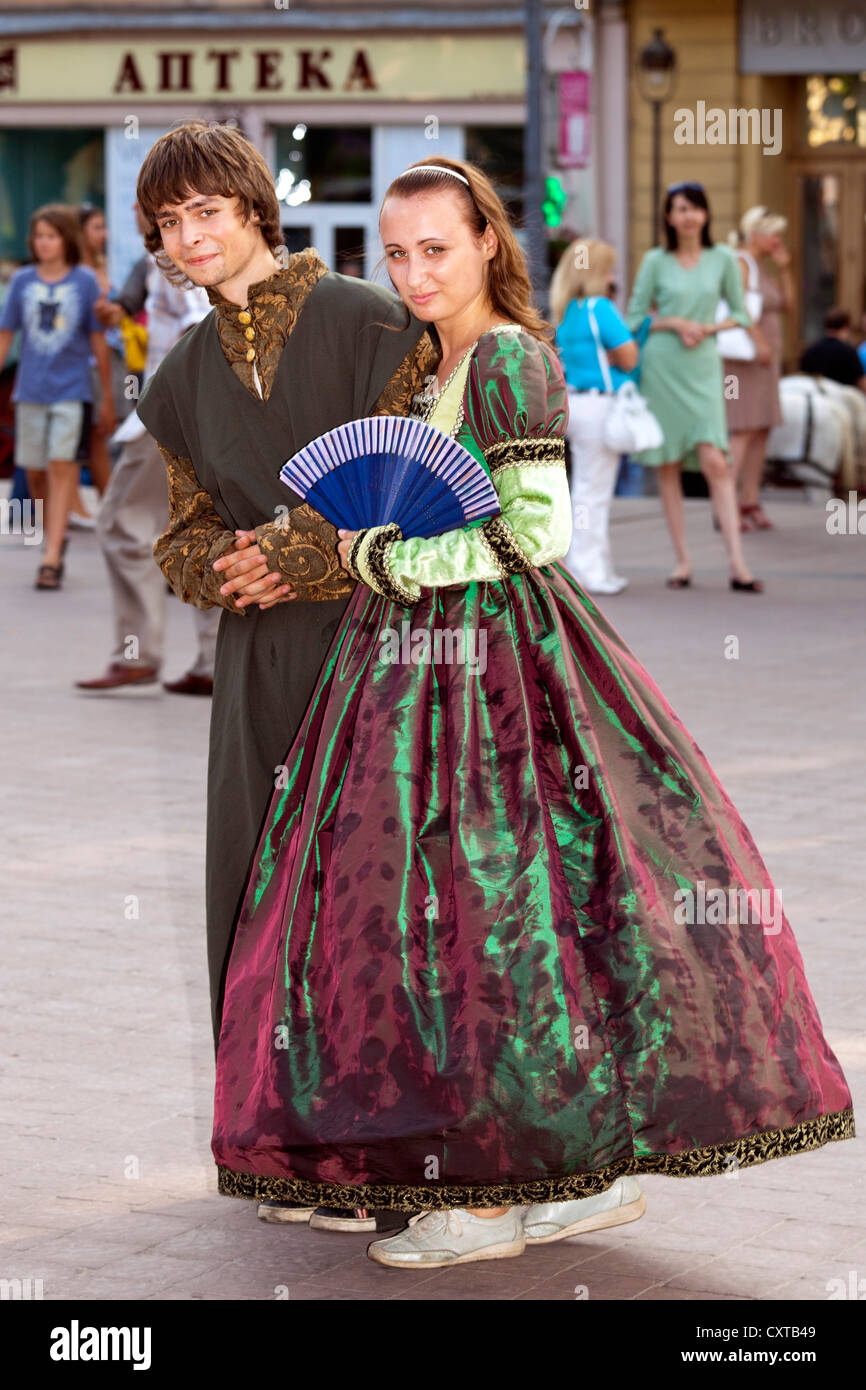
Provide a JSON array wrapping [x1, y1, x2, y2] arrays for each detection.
[[279, 416, 500, 540]]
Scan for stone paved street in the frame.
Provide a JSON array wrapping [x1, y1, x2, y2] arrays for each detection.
[[2, 491, 863, 1301]]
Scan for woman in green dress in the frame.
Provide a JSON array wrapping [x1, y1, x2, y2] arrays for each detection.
[[627, 182, 763, 592], [211, 159, 852, 1271]]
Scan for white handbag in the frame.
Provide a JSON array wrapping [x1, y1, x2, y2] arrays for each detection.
[[716, 252, 762, 361], [586, 298, 664, 454]]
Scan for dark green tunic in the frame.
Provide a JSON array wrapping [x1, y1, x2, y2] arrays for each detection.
[[138, 271, 428, 1047]]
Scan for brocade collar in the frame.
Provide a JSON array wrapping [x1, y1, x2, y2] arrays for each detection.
[[204, 248, 330, 399]]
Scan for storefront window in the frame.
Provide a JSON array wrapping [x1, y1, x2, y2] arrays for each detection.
[[274, 125, 372, 206], [804, 75, 866, 147], [0, 128, 104, 262], [465, 126, 524, 221]]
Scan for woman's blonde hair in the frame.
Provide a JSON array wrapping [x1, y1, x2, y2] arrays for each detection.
[[380, 156, 552, 342], [738, 205, 787, 242], [549, 239, 617, 325]]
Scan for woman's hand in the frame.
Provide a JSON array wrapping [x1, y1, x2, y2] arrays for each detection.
[[676, 319, 707, 348], [752, 329, 773, 366], [213, 529, 296, 608], [768, 239, 791, 269], [337, 528, 360, 573]]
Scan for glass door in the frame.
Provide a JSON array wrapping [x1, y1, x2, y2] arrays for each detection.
[[799, 172, 842, 345], [791, 161, 866, 351]]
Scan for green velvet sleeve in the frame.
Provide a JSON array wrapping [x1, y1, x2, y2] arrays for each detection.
[[354, 330, 570, 603]]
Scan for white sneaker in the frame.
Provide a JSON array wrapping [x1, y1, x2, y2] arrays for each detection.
[[256, 1201, 315, 1224], [581, 574, 629, 595], [367, 1208, 525, 1269], [522, 1177, 646, 1244]]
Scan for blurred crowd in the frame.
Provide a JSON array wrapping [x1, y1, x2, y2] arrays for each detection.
[[1, 172, 863, 698]]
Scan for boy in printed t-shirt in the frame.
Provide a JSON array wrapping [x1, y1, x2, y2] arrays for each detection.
[[0, 203, 115, 589]]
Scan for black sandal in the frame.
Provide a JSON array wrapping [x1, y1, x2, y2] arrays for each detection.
[[730, 577, 764, 593], [665, 574, 692, 589], [35, 563, 62, 590]]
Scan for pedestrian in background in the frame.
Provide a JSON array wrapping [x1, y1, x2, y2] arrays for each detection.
[[800, 307, 866, 393], [75, 203, 126, 513], [551, 237, 637, 594], [76, 201, 220, 695], [723, 206, 792, 532], [626, 182, 762, 592], [0, 203, 114, 589]]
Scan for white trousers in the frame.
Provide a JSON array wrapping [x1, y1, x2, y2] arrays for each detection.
[[563, 388, 626, 593]]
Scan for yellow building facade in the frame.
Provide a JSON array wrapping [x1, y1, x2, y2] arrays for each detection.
[[628, 0, 866, 359]]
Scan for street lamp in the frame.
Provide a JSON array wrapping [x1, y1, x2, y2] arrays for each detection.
[[524, 0, 547, 304], [636, 28, 677, 245]]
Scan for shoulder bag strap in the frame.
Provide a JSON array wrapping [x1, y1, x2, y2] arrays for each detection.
[[584, 297, 614, 393]]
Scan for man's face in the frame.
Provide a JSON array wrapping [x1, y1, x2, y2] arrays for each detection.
[[153, 191, 261, 287]]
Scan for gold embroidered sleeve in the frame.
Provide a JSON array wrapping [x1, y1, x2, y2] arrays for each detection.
[[370, 331, 440, 417], [253, 504, 354, 602], [153, 445, 247, 615]]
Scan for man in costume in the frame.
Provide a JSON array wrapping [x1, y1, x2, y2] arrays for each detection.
[[134, 119, 437, 1232]]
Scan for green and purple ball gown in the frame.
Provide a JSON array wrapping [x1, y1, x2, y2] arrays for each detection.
[[212, 325, 853, 1210]]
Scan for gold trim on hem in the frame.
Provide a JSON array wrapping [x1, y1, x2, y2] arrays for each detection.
[[215, 1107, 854, 1212]]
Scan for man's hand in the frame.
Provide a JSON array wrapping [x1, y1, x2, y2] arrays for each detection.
[[213, 528, 296, 609]]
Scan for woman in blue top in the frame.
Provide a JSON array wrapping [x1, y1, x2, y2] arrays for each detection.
[[551, 238, 638, 594]]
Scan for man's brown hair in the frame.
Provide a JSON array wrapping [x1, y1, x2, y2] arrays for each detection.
[[136, 120, 283, 284], [27, 204, 81, 267]]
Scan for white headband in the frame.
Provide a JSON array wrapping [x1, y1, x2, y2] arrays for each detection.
[[399, 165, 470, 187]]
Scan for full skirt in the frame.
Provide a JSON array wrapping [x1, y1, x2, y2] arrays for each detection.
[[212, 564, 853, 1209]]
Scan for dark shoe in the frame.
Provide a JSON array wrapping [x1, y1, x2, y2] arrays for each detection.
[[256, 1200, 315, 1225], [75, 662, 159, 690], [309, 1207, 377, 1233], [730, 577, 764, 593], [375, 1208, 420, 1233], [35, 563, 62, 590], [740, 503, 773, 531], [665, 574, 691, 589], [163, 672, 214, 696]]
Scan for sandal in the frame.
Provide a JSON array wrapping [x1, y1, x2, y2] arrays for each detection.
[[730, 576, 764, 593], [665, 574, 692, 589], [35, 563, 62, 590], [740, 504, 773, 531]]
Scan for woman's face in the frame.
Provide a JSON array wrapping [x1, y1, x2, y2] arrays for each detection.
[[754, 229, 783, 256], [379, 188, 497, 325], [666, 193, 707, 240], [84, 212, 107, 254], [32, 220, 65, 265]]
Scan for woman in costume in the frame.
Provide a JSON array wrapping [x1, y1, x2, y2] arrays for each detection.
[[212, 158, 853, 1271]]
